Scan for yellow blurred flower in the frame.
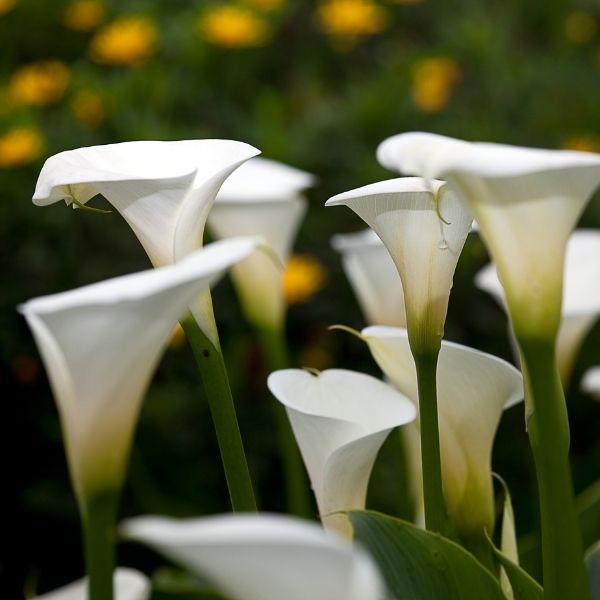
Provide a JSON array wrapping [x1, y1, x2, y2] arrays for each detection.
[[0, 0, 17, 16], [0, 127, 44, 168], [199, 6, 270, 48], [411, 56, 461, 112], [565, 11, 597, 44], [168, 323, 187, 350], [70, 89, 106, 127], [316, 0, 388, 43], [8, 60, 71, 106], [63, 0, 105, 32], [243, 0, 284, 11], [89, 16, 158, 65], [283, 254, 327, 304], [562, 134, 600, 153]]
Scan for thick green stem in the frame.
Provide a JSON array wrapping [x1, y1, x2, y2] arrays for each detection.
[[182, 316, 257, 512], [519, 338, 590, 600], [82, 491, 118, 600], [257, 325, 313, 518], [414, 351, 451, 536]]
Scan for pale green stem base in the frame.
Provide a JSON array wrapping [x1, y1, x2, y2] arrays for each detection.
[[257, 325, 313, 518], [82, 491, 118, 600], [519, 338, 590, 600], [414, 352, 451, 536], [182, 316, 257, 512]]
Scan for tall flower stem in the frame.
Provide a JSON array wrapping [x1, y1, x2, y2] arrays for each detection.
[[182, 316, 257, 512], [82, 491, 119, 600], [519, 338, 590, 600], [257, 325, 312, 518], [414, 351, 451, 536]]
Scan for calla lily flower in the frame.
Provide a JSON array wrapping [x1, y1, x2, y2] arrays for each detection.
[[476, 229, 600, 385], [326, 178, 472, 353], [267, 368, 416, 537], [32, 139, 260, 344], [207, 157, 315, 331], [377, 132, 600, 340], [581, 367, 600, 400], [360, 326, 523, 540], [33, 568, 150, 600], [19, 237, 261, 506], [121, 513, 384, 600], [331, 228, 406, 327]]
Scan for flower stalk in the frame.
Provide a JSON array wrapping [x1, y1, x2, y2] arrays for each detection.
[[182, 315, 257, 512]]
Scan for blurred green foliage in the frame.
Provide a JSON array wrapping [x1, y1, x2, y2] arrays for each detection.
[[2, 0, 600, 597]]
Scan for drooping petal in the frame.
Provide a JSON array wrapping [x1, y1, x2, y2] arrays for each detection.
[[331, 228, 406, 327], [361, 326, 523, 538], [326, 178, 472, 352], [32, 568, 150, 600], [33, 139, 260, 345], [267, 368, 416, 536], [377, 132, 600, 338], [476, 229, 600, 384], [208, 158, 314, 330], [120, 514, 384, 600], [19, 237, 262, 502], [581, 367, 600, 400]]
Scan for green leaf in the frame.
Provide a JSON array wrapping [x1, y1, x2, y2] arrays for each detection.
[[586, 540, 600, 600], [577, 479, 600, 550], [349, 510, 506, 600]]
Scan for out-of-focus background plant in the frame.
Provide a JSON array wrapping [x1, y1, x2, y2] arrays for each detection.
[[2, 0, 600, 596]]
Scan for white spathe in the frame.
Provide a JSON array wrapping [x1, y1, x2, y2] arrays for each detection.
[[476, 229, 600, 385], [32, 568, 150, 600], [331, 228, 406, 327], [32, 139, 260, 344], [361, 326, 523, 538], [326, 178, 472, 352], [208, 157, 315, 330], [120, 513, 384, 600], [377, 132, 600, 339], [19, 237, 261, 503], [267, 368, 416, 537], [581, 367, 600, 400]]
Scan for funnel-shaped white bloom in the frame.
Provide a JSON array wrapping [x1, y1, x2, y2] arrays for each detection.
[[361, 326, 523, 538], [121, 513, 384, 600], [33, 568, 150, 600], [33, 139, 260, 343], [208, 157, 315, 330], [267, 369, 416, 536], [19, 237, 261, 503], [581, 367, 600, 400], [326, 178, 472, 352], [331, 229, 406, 327], [377, 132, 600, 339], [476, 229, 600, 384]]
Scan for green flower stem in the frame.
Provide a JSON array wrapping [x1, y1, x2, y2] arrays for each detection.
[[414, 351, 451, 536], [257, 325, 312, 518], [82, 491, 118, 600], [182, 316, 257, 512], [519, 337, 590, 600]]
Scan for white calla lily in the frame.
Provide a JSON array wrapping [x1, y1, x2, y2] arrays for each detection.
[[361, 326, 523, 540], [19, 237, 261, 504], [476, 229, 600, 385], [208, 157, 315, 330], [331, 228, 406, 327], [121, 513, 384, 600], [33, 569, 150, 600], [32, 139, 260, 344], [581, 367, 600, 400], [267, 368, 416, 537], [377, 132, 600, 339], [326, 178, 472, 353]]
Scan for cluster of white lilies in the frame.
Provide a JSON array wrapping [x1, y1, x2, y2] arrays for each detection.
[[23, 133, 600, 600]]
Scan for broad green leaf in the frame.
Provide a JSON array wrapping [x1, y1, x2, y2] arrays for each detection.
[[349, 510, 506, 600], [578, 480, 600, 549], [586, 540, 600, 600]]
